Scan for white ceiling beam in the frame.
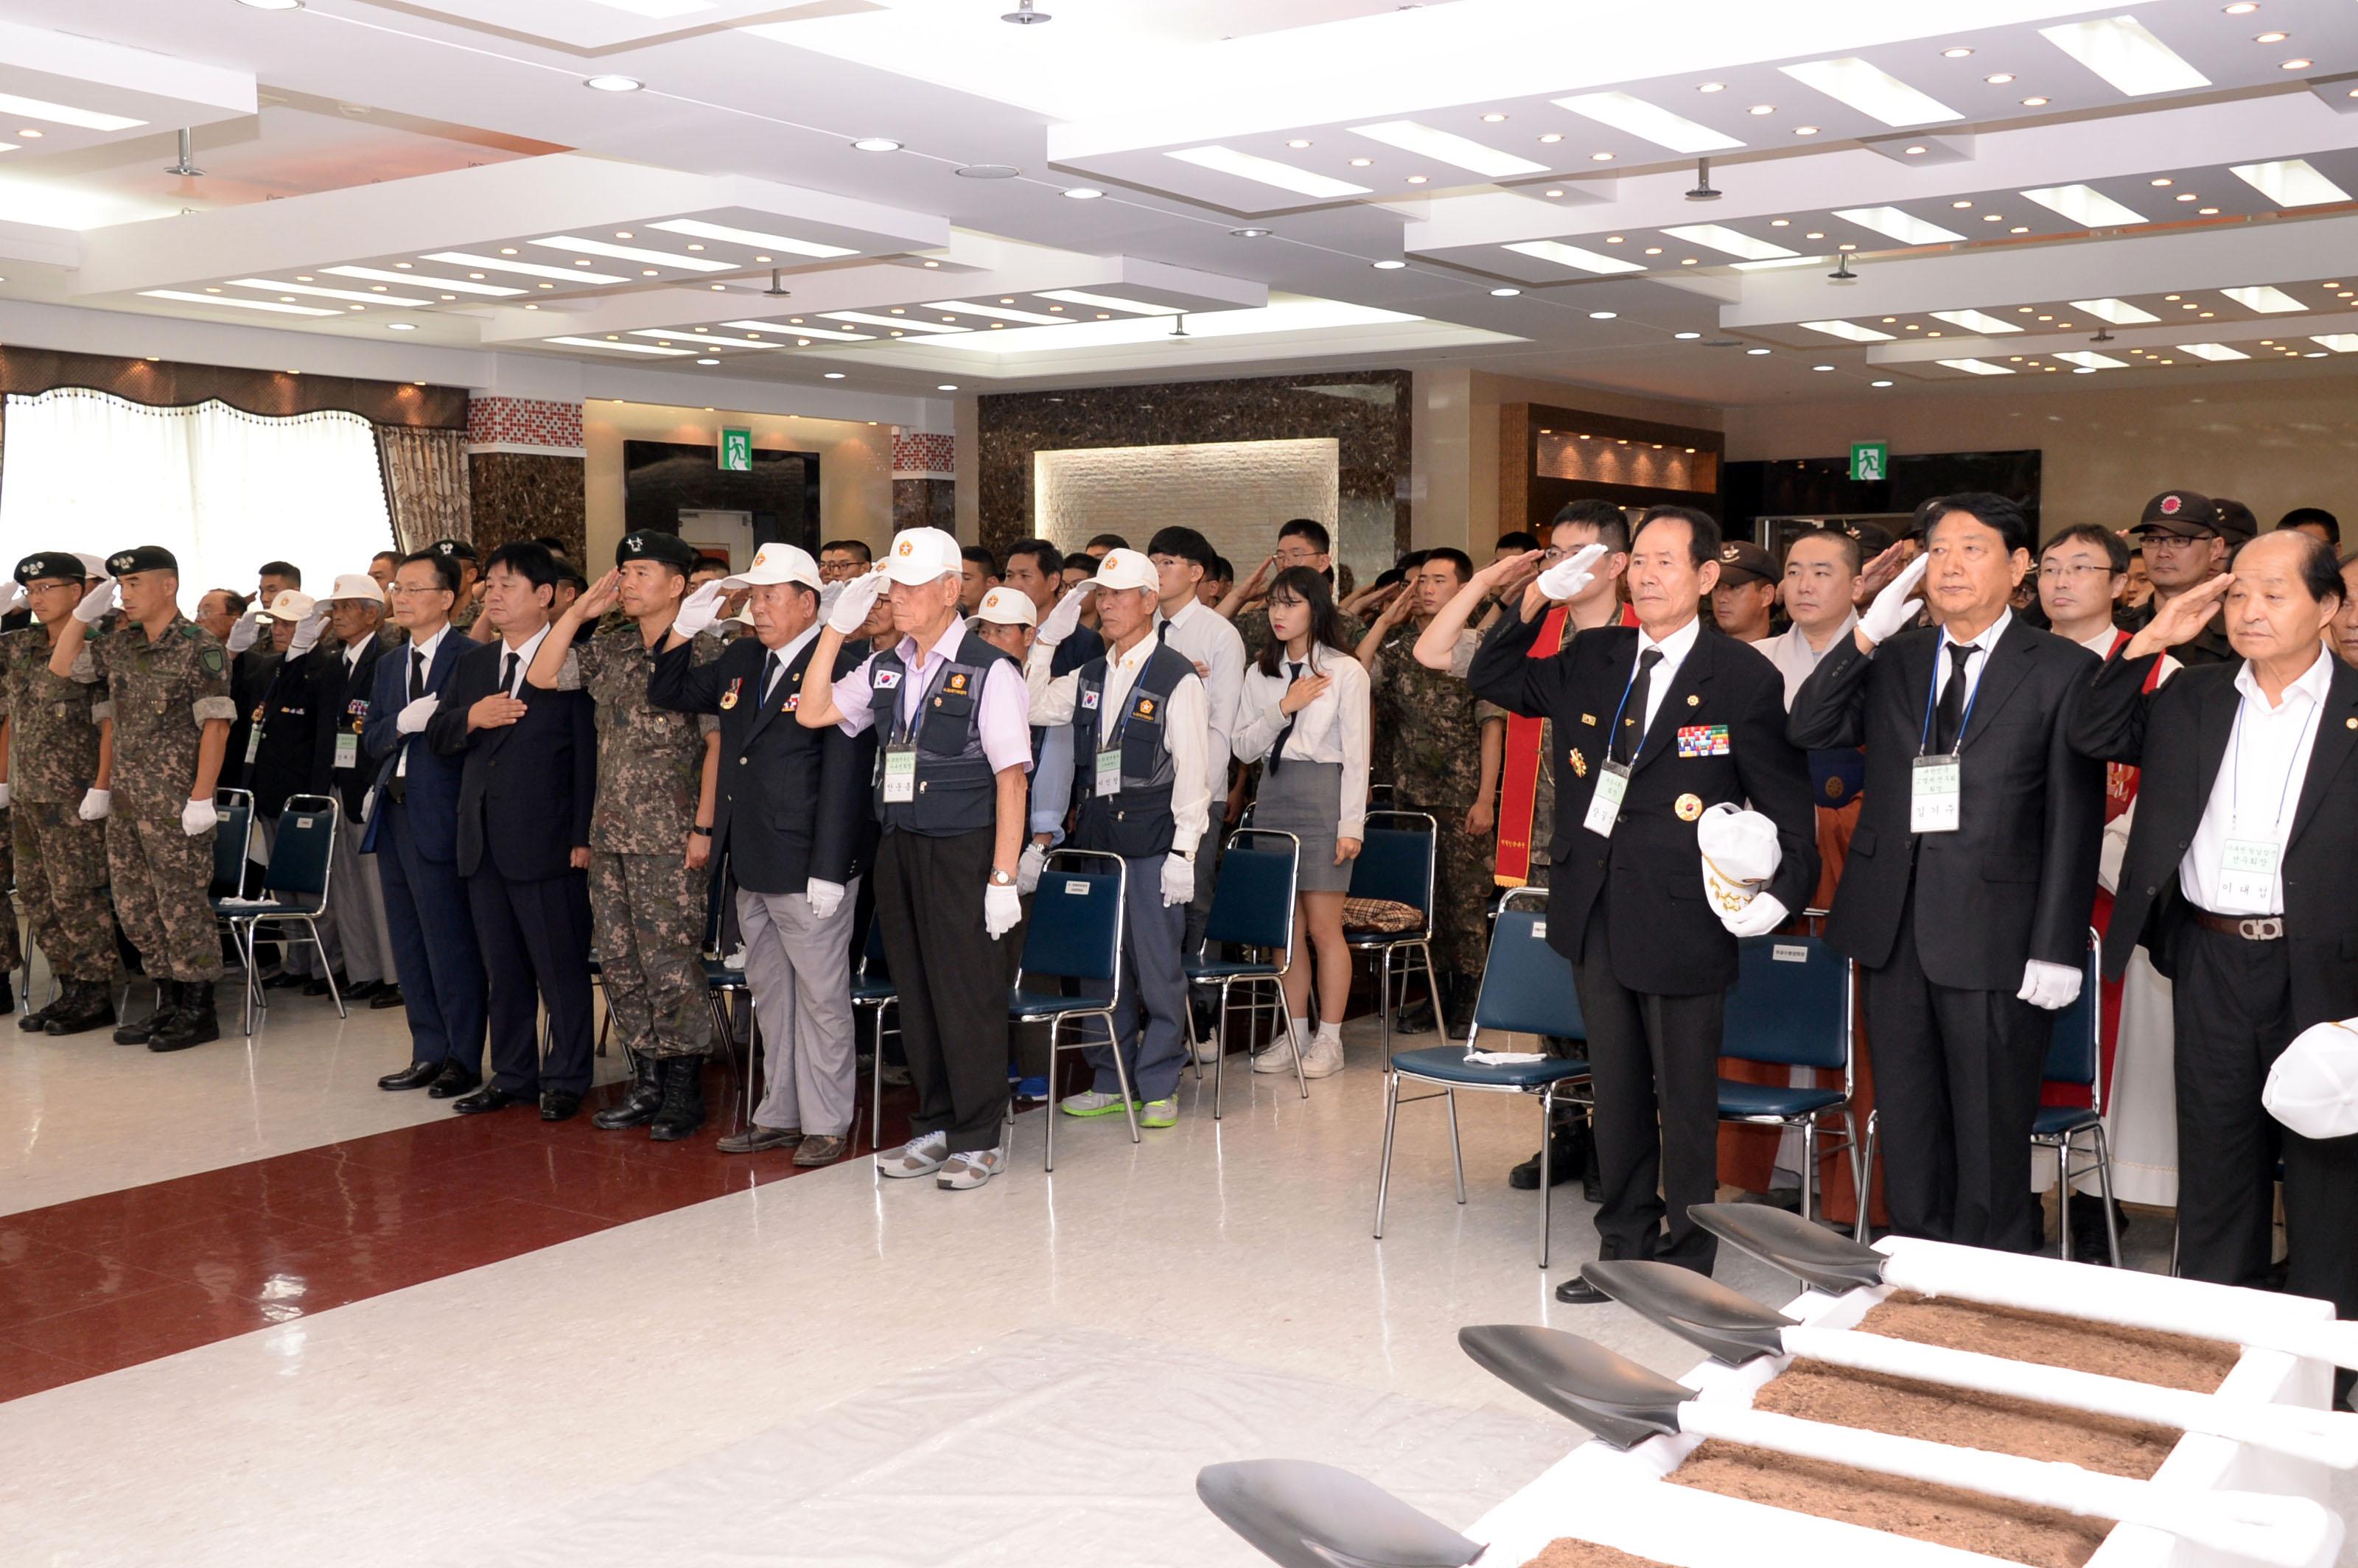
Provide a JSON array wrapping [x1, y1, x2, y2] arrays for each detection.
[[1864, 309, 2358, 363], [0, 18, 253, 123]]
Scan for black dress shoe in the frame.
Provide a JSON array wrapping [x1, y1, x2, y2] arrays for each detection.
[[1509, 1124, 1589, 1191], [426, 1063, 482, 1099], [451, 1084, 532, 1115], [343, 979, 383, 1002], [378, 1061, 443, 1091], [1553, 1275, 1613, 1305], [301, 975, 335, 997], [540, 1091, 584, 1122], [262, 969, 305, 990], [368, 984, 406, 1010]]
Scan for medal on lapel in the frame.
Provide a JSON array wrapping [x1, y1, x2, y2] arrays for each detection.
[[719, 677, 742, 711]]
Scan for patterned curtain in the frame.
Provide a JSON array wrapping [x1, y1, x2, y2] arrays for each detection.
[[374, 424, 470, 552]]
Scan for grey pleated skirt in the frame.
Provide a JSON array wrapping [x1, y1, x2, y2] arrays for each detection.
[[1250, 759, 1351, 892]]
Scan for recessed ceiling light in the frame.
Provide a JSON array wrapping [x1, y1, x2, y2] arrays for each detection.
[[696, 357, 719, 365], [2071, 296, 2161, 323], [1795, 126, 1819, 136], [2010, 225, 2029, 232], [2224, 284, 2306, 312], [2040, 15, 2208, 95], [1644, 247, 1662, 254], [1537, 133, 1563, 143], [924, 259, 940, 267], [2176, 192, 2197, 202], [1544, 189, 1564, 197], [2199, 206, 2218, 214], [1588, 310, 1617, 319], [1062, 186, 1103, 199], [2019, 183, 2147, 227], [1801, 319, 1896, 343], [823, 371, 846, 379], [1745, 347, 1771, 355], [2021, 96, 2049, 106], [1371, 259, 1407, 269], [649, 218, 856, 259], [1230, 226, 1271, 238], [1348, 156, 1374, 167], [1351, 118, 1549, 177], [1287, 139, 1312, 148], [1482, 113, 1507, 122], [2281, 55, 2310, 69], [1674, 330, 1701, 339], [1804, 231, 1825, 239], [2230, 158, 2350, 206], [1172, 145, 1371, 198], [1931, 308, 2023, 334], [1405, 174, 1428, 183], [1939, 357, 2015, 375], [1589, 152, 1614, 162], [1663, 223, 1797, 261], [1554, 91, 1743, 153], [2254, 30, 2288, 43], [1812, 363, 1836, 371], [1490, 287, 1522, 296], [1872, 379, 1894, 387], [583, 75, 642, 93], [17, 129, 42, 139], [1983, 212, 2004, 221], [1698, 83, 1725, 93], [1780, 57, 1963, 125], [1747, 104, 1775, 116], [937, 384, 959, 391], [1835, 206, 1967, 245], [1952, 199, 1973, 209], [852, 138, 902, 152], [1985, 73, 2014, 84], [385, 321, 417, 331], [237, 0, 306, 9], [1942, 46, 1973, 58]]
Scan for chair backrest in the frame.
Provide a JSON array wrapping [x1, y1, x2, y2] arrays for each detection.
[[1203, 828, 1298, 955], [1469, 887, 1586, 1045], [2040, 928, 2105, 1103], [1346, 810, 1435, 931], [211, 788, 255, 892], [1721, 933, 1852, 1073], [1019, 850, 1127, 988], [263, 794, 340, 900]]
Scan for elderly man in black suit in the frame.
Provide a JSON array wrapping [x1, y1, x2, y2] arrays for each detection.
[[1791, 492, 2105, 1253], [308, 575, 399, 1006], [1471, 505, 1817, 1298]]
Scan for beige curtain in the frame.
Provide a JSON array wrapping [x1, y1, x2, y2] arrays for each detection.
[[375, 424, 470, 552]]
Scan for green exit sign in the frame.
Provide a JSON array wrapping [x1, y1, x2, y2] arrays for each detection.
[[719, 428, 752, 472], [1849, 441, 1889, 483]]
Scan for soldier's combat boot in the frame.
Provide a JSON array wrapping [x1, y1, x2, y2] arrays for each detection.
[[21, 979, 62, 1032], [43, 979, 119, 1037], [648, 1055, 707, 1142], [150, 981, 220, 1052], [592, 1053, 665, 1130], [113, 979, 181, 1046]]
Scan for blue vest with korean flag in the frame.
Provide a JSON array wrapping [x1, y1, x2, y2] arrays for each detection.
[[864, 636, 1016, 836], [1068, 640, 1194, 859]]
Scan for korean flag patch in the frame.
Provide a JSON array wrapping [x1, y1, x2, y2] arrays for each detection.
[[1080, 690, 1101, 710], [874, 669, 903, 690]]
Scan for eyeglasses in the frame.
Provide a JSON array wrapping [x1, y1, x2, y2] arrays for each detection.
[[1273, 547, 1324, 565], [2036, 562, 2118, 581], [2140, 533, 2211, 553]]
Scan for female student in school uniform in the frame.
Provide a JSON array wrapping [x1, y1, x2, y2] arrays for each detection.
[[1232, 566, 1371, 1080]]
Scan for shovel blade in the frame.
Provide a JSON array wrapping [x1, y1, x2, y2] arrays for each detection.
[[1581, 1260, 1798, 1365], [1195, 1460, 1483, 1568], [1458, 1325, 1691, 1450], [1690, 1203, 1891, 1294]]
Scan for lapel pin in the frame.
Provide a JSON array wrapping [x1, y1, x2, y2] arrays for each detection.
[[1686, 694, 1700, 707]]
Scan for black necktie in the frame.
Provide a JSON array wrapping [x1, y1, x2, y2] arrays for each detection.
[[500, 651, 519, 696], [1934, 643, 1975, 752], [1614, 649, 1662, 765], [1268, 659, 1304, 775], [759, 651, 779, 702], [409, 648, 427, 701]]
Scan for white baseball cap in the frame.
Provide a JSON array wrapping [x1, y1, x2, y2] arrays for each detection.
[[724, 543, 821, 591], [259, 589, 317, 623], [881, 527, 962, 586], [326, 572, 385, 605], [1085, 547, 1160, 595], [973, 586, 1036, 627]]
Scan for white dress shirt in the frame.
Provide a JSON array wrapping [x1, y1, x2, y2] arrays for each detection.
[[2180, 646, 2332, 916], [1026, 630, 1214, 857], [1931, 608, 2011, 723], [759, 624, 820, 701], [1234, 646, 1373, 841], [1626, 612, 1702, 736], [1154, 596, 1246, 803], [396, 623, 448, 778], [833, 619, 1033, 776], [1761, 611, 1860, 711], [494, 623, 551, 696]]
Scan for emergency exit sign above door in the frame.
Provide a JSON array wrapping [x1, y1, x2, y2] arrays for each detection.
[[719, 428, 752, 472], [1849, 441, 1888, 483]]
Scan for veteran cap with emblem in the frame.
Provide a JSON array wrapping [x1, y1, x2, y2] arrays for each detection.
[[14, 552, 89, 587], [723, 542, 821, 591], [1715, 539, 1776, 587], [2133, 490, 2220, 539], [1083, 547, 1160, 594], [614, 530, 701, 570], [973, 585, 1037, 627], [257, 589, 318, 624], [881, 526, 963, 586], [105, 545, 178, 576]]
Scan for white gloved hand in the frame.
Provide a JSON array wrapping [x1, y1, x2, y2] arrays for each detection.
[[826, 569, 886, 635], [2018, 959, 2083, 1011], [395, 695, 439, 734], [1535, 542, 1609, 603], [287, 606, 329, 657], [1858, 553, 1932, 646], [984, 880, 1022, 940], [78, 788, 110, 821], [225, 606, 265, 654], [1016, 841, 1046, 895], [672, 580, 728, 640], [1721, 892, 1789, 939], [1035, 581, 1094, 646], [1161, 853, 1196, 907], [805, 878, 846, 920], [181, 797, 219, 837], [360, 787, 376, 823], [0, 582, 24, 617], [72, 577, 117, 625]]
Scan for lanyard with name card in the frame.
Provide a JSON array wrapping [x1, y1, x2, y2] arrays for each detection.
[[1093, 662, 1158, 799], [1581, 651, 1652, 839], [1909, 643, 1984, 835], [2217, 698, 2320, 905], [880, 664, 924, 803]]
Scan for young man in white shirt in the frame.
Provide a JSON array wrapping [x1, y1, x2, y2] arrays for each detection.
[[1146, 526, 1247, 1004]]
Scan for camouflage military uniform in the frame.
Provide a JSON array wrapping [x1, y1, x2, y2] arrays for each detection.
[[564, 624, 721, 1060], [1374, 624, 1497, 981], [87, 614, 235, 983], [0, 627, 113, 981], [1236, 605, 1365, 665]]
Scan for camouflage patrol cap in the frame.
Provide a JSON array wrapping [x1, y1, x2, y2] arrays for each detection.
[[105, 545, 178, 575], [14, 552, 88, 586], [615, 531, 699, 571]]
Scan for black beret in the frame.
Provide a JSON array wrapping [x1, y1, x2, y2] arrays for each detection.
[[550, 555, 590, 590], [430, 538, 480, 562], [615, 531, 699, 570], [105, 545, 178, 575], [15, 553, 88, 586]]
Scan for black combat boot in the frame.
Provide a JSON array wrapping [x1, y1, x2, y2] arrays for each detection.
[[20, 977, 60, 1032], [592, 1053, 665, 1130], [648, 1055, 707, 1142], [43, 979, 119, 1037], [113, 979, 181, 1046], [0, 971, 15, 1018], [149, 981, 220, 1052]]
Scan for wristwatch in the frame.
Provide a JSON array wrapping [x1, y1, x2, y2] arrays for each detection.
[[989, 868, 1017, 886]]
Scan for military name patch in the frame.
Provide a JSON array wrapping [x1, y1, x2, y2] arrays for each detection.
[[1675, 724, 1729, 757]]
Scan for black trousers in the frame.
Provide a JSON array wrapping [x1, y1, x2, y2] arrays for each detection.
[[2172, 923, 2358, 1326], [1572, 899, 1723, 1270], [467, 866, 595, 1097], [873, 826, 1009, 1155], [1864, 892, 2047, 1250]]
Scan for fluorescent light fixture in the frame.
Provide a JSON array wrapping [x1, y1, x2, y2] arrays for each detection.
[[1501, 239, 1644, 276], [821, 310, 968, 334], [2019, 184, 2147, 227], [1930, 309, 2024, 334], [139, 290, 337, 316], [531, 235, 732, 272], [0, 91, 144, 133], [925, 299, 1072, 325], [926, 297, 1424, 357], [583, 0, 713, 16], [1833, 206, 1967, 245], [543, 336, 693, 355], [646, 219, 857, 259], [626, 330, 765, 347], [1662, 224, 1796, 262], [1777, 58, 1962, 126], [1035, 289, 1181, 316], [2040, 15, 2209, 96], [722, 319, 874, 342], [1799, 320, 1896, 343], [583, 75, 644, 92], [2069, 297, 2161, 324], [228, 278, 431, 307], [1732, 256, 1826, 272], [2054, 350, 2127, 368], [1165, 145, 1371, 200], [1553, 91, 1743, 153], [2229, 159, 2351, 208], [425, 251, 627, 284], [1937, 358, 2015, 374], [1348, 119, 1547, 178], [2223, 285, 2305, 312], [2310, 335, 2358, 353], [326, 265, 522, 297], [2175, 343, 2249, 360]]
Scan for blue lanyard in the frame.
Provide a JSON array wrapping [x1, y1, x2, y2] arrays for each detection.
[[1609, 647, 1654, 765], [2226, 696, 2319, 830], [1917, 640, 1986, 757]]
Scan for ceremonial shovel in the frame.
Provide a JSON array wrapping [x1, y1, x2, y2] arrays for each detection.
[[1195, 1459, 1484, 1568], [1693, 1202, 2358, 1371], [1584, 1260, 2358, 1469], [1459, 1326, 2344, 1568]]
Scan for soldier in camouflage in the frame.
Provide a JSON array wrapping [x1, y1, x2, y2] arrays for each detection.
[[528, 530, 721, 1141], [48, 545, 235, 1051], [430, 539, 486, 637]]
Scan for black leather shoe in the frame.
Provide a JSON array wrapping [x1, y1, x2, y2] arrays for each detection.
[[378, 1061, 443, 1091], [540, 1091, 584, 1122], [426, 1063, 482, 1099], [648, 1056, 707, 1142], [343, 979, 383, 1002], [451, 1084, 533, 1115], [301, 975, 335, 997], [592, 1054, 665, 1130], [1553, 1275, 1612, 1306], [149, 981, 220, 1052], [1509, 1123, 1589, 1191], [262, 969, 305, 990], [368, 984, 406, 1010]]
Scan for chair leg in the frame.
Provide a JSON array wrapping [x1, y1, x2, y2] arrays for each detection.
[[1376, 947, 1393, 1062], [2055, 1141, 2073, 1261], [310, 921, 345, 1018], [1538, 1085, 1555, 1270], [2093, 1122, 2122, 1268], [1855, 1114, 1878, 1243], [1043, 1015, 1061, 1173], [1211, 979, 1228, 1122], [1445, 1088, 1466, 1205], [870, 1004, 887, 1157], [1800, 1119, 1818, 1226], [1105, 1010, 1141, 1146], [1373, 1069, 1400, 1240], [1839, 1108, 1864, 1221]]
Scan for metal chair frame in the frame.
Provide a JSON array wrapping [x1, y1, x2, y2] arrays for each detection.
[[216, 792, 342, 1034], [1715, 916, 1861, 1226], [1346, 809, 1442, 1058], [1181, 827, 1304, 1120], [1013, 848, 1131, 1172], [858, 919, 903, 1158]]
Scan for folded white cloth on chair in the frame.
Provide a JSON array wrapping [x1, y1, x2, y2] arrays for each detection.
[[1696, 801, 1783, 917], [1463, 1049, 1547, 1065]]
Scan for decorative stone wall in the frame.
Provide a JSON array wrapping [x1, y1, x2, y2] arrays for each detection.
[[890, 430, 954, 535], [467, 396, 586, 559]]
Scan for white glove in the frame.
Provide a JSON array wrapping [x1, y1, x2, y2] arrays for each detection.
[[395, 695, 439, 734], [0, 783, 10, 809], [1016, 841, 1046, 895], [0, 582, 24, 616], [1035, 581, 1094, 646], [2018, 959, 2083, 1011], [78, 788, 110, 821], [805, 878, 845, 920], [1721, 892, 1789, 939], [225, 606, 265, 654], [1535, 542, 1608, 603], [360, 787, 376, 823], [181, 797, 219, 837], [1161, 853, 1195, 907], [826, 569, 886, 635], [1858, 553, 1932, 645], [287, 606, 329, 657], [984, 880, 1022, 940], [672, 580, 728, 640], [72, 577, 117, 625]]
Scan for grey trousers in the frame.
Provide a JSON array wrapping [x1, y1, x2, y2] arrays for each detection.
[[329, 812, 399, 986], [1082, 853, 1190, 1102], [738, 881, 861, 1137]]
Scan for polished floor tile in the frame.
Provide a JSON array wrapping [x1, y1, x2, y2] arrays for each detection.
[[2, 1279, 304, 1374]]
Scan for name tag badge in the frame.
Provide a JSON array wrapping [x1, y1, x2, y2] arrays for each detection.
[[881, 743, 917, 804], [333, 732, 360, 771], [243, 725, 264, 766], [1094, 746, 1123, 797], [1582, 760, 1631, 839], [2218, 829, 2282, 906], [1911, 755, 1962, 834]]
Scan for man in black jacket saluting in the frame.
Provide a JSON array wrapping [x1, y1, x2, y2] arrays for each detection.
[[1791, 493, 2102, 1252], [1472, 505, 1816, 1298]]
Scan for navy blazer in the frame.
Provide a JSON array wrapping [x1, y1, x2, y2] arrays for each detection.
[[428, 637, 598, 882], [360, 628, 469, 861]]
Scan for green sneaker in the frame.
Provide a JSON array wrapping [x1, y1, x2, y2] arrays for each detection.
[[1060, 1090, 1137, 1118], [1138, 1097, 1178, 1129]]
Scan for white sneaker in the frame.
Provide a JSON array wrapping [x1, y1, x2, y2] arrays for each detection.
[[1251, 1038, 1297, 1074], [937, 1147, 1004, 1190], [1299, 1036, 1345, 1079], [1191, 1035, 1222, 1065], [877, 1130, 948, 1178]]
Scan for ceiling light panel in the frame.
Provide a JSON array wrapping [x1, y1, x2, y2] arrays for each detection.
[[325, 265, 523, 297], [1501, 239, 1645, 275], [1799, 319, 1896, 343], [926, 299, 1071, 325], [2039, 15, 2210, 96], [2229, 159, 2351, 208], [820, 311, 969, 334], [1035, 289, 1182, 315], [1552, 91, 1743, 154], [2312, 335, 2358, 353], [226, 278, 433, 307], [2018, 184, 2147, 226], [0, 89, 144, 133], [139, 290, 335, 315], [2175, 343, 2249, 360], [1931, 309, 2023, 334], [2223, 285, 2306, 312], [626, 329, 765, 347], [2054, 350, 2128, 368], [1165, 145, 1371, 200], [1937, 358, 2015, 374], [424, 251, 630, 284], [644, 218, 857, 259], [1661, 223, 1795, 262], [1833, 206, 1967, 245], [2070, 297, 2161, 324], [721, 319, 875, 342], [1778, 58, 1962, 127], [530, 235, 734, 272], [542, 336, 694, 355], [1348, 119, 1547, 178]]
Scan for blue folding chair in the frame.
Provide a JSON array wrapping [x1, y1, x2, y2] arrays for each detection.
[[1010, 850, 1130, 1171], [1716, 923, 1858, 1225], [212, 794, 339, 1035], [1346, 810, 1441, 1057], [858, 915, 901, 1156], [1374, 886, 1592, 1267], [2032, 928, 2117, 1265], [1185, 828, 1301, 1120]]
